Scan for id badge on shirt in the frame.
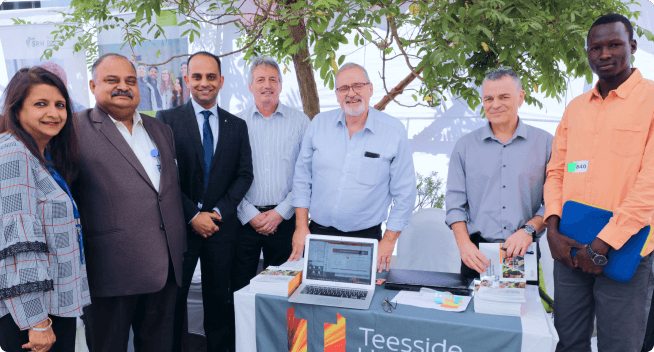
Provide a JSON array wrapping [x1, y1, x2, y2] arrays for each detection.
[[151, 149, 161, 173], [567, 160, 589, 173]]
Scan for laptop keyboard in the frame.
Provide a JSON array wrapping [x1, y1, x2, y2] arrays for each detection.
[[301, 285, 368, 300]]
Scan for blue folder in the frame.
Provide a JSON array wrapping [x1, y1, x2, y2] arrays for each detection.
[[559, 200, 653, 283]]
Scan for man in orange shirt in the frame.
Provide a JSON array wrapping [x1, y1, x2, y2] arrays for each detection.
[[544, 14, 654, 352]]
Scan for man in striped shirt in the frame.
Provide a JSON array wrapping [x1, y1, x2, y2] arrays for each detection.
[[231, 57, 310, 293]]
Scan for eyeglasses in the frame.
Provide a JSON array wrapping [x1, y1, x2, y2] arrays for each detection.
[[335, 82, 370, 94], [381, 295, 397, 313]]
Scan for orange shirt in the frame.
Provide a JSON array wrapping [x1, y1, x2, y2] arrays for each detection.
[[544, 69, 654, 255]]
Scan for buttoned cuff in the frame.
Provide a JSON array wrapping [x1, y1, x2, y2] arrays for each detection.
[[292, 197, 311, 209], [386, 218, 409, 232], [275, 201, 295, 220], [189, 212, 200, 224], [445, 209, 468, 229], [212, 207, 221, 217], [543, 203, 562, 222], [237, 203, 260, 225], [597, 221, 631, 251]]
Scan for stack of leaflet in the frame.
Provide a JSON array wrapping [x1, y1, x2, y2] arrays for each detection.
[[473, 243, 535, 317], [249, 265, 302, 297]]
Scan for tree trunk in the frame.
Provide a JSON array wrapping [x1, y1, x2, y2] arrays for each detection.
[[374, 67, 424, 111], [289, 21, 321, 119]]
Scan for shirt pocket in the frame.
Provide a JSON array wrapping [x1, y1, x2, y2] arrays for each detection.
[[611, 125, 648, 157], [356, 154, 382, 185]]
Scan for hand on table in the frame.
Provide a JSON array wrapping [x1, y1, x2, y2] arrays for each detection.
[[458, 239, 490, 274], [546, 216, 583, 269], [23, 320, 55, 352], [190, 211, 221, 238], [287, 225, 310, 261], [377, 230, 400, 272], [503, 229, 533, 258]]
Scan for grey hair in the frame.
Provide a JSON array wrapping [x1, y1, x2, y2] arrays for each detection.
[[335, 63, 370, 86], [249, 57, 282, 84], [482, 68, 523, 91], [91, 53, 133, 81]]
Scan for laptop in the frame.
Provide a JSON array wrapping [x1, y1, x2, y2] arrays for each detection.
[[385, 269, 471, 296], [288, 234, 378, 310]]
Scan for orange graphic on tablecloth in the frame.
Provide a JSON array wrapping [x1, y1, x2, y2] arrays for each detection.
[[287, 307, 347, 352], [287, 306, 307, 352], [324, 313, 346, 351]]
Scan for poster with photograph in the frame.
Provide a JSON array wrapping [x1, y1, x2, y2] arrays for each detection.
[[479, 242, 538, 282], [98, 10, 190, 114], [0, 24, 90, 112]]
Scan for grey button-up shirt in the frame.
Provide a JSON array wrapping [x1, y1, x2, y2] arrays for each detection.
[[445, 119, 553, 241]]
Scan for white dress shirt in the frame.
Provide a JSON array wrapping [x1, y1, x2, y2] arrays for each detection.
[[189, 98, 221, 218], [191, 98, 219, 151], [108, 111, 160, 191]]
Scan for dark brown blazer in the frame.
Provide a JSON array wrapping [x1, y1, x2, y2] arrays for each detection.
[[72, 106, 186, 297]]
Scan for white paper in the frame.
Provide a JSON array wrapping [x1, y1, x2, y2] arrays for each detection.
[[391, 290, 472, 313], [279, 259, 305, 270]]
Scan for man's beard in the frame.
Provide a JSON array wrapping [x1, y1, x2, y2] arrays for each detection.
[[343, 96, 366, 116]]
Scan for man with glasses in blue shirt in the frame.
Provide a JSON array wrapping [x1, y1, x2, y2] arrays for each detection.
[[289, 62, 416, 273]]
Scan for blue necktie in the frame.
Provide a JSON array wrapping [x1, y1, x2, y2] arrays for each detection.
[[201, 110, 214, 190]]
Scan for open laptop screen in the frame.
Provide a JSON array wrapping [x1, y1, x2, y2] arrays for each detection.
[[306, 238, 374, 285]]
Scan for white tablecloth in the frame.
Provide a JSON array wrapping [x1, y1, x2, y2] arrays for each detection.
[[234, 285, 558, 352]]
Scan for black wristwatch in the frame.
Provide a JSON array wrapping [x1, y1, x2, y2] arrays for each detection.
[[586, 245, 608, 266], [520, 224, 536, 238]]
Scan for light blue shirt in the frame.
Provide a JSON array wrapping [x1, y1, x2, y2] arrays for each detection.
[[293, 107, 416, 232], [190, 98, 221, 217], [236, 103, 310, 225]]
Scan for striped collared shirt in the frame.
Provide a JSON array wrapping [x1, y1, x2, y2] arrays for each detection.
[[236, 103, 310, 225]]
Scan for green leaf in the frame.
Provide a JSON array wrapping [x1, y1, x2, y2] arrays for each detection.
[[283, 37, 294, 49]]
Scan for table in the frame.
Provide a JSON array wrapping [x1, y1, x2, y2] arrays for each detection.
[[235, 277, 558, 352]]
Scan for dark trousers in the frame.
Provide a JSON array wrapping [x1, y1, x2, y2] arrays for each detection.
[[0, 314, 76, 352], [231, 214, 296, 293], [554, 253, 653, 352], [309, 221, 382, 241], [174, 232, 235, 352], [643, 280, 654, 351], [83, 259, 177, 352]]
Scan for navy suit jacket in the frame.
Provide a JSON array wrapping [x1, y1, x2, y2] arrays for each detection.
[[156, 100, 253, 242]]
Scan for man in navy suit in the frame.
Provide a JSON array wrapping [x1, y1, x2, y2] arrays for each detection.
[[156, 51, 253, 352]]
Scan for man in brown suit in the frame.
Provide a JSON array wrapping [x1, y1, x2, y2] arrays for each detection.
[[73, 53, 186, 352]]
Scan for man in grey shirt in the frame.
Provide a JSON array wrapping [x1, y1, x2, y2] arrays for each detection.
[[445, 69, 553, 278], [232, 57, 310, 293]]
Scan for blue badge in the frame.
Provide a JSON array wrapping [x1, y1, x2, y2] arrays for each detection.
[[151, 149, 159, 157]]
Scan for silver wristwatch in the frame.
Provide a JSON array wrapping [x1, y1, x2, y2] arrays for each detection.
[[520, 224, 536, 238], [586, 245, 608, 266]]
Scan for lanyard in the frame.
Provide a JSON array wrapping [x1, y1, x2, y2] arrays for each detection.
[[44, 151, 84, 264]]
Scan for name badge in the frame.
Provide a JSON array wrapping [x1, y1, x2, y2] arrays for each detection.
[[567, 160, 589, 173]]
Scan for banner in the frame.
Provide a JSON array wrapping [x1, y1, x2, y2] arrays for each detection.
[[0, 23, 90, 112], [97, 10, 190, 114], [255, 287, 523, 352]]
